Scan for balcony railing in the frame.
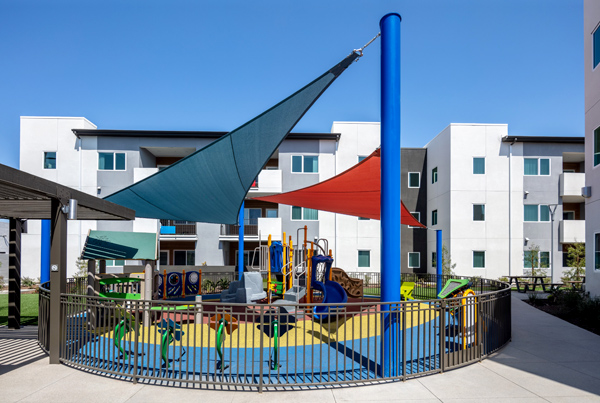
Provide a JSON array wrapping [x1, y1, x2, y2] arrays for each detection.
[[160, 220, 196, 235], [560, 172, 585, 203], [220, 224, 259, 236], [559, 219, 585, 244]]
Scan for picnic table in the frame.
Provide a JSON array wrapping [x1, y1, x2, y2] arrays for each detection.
[[565, 279, 585, 291], [505, 275, 549, 293]]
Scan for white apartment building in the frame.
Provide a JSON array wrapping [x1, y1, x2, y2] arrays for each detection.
[[425, 124, 584, 282], [584, 0, 600, 297], [18, 117, 583, 282]]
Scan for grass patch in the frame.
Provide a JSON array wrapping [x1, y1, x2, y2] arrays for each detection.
[[0, 293, 39, 326]]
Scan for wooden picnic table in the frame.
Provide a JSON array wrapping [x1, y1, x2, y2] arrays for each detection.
[[505, 275, 548, 293], [565, 280, 585, 291]]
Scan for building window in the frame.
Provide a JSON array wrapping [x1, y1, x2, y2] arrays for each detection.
[[524, 205, 550, 222], [105, 259, 125, 267], [43, 152, 56, 169], [358, 217, 370, 221], [432, 167, 438, 183], [244, 208, 262, 225], [358, 155, 367, 163], [473, 204, 485, 221], [408, 252, 420, 268], [473, 157, 485, 174], [594, 25, 600, 69], [595, 233, 600, 270], [174, 250, 195, 265], [595, 127, 600, 167], [291, 206, 318, 220], [159, 251, 169, 266], [99, 152, 126, 171], [524, 158, 550, 176], [358, 250, 370, 268], [408, 212, 421, 228], [473, 251, 485, 268], [432, 210, 438, 226], [563, 211, 575, 220], [408, 172, 420, 188], [291, 155, 318, 173], [432, 252, 437, 267], [266, 209, 278, 218], [523, 250, 549, 269], [540, 251, 549, 268]]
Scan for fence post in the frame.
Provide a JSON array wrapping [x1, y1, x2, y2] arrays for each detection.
[[258, 305, 265, 393], [439, 300, 446, 373]]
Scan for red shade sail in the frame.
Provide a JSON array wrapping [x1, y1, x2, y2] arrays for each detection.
[[253, 149, 426, 227]]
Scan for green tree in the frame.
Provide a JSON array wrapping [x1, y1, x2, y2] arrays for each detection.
[[562, 242, 585, 282], [442, 245, 456, 276], [74, 257, 89, 278], [524, 243, 546, 277]]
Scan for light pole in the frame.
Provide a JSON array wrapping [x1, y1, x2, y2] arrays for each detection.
[[549, 204, 558, 282]]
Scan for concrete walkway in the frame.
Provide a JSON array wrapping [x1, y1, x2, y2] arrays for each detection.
[[2, 295, 600, 402]]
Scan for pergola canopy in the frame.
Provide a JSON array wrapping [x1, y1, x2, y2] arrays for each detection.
[[80, 230, 158, 260], [104, 52, 359, 224], [0, 163, 135, 220], [253, 149, 426, 227]]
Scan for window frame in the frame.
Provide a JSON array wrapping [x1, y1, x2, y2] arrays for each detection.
[[524, 158, 550, 176], [473, 251, 486, 268], [358, 155, 367, 163], [473, 157, 485, 175], [524, 204, 550, 222], [432, 167, 438, 184], [563, 210, 575, 220], [358, 250, 371, 268], [594, 24, 600, 69], [595, 232, 600, 271], [43, 151, 57, 170], [159, 251, 169, 266], [595, 127, 600, 167], [473, 204, 485, 221], [408, 172, 421, 188], [431, 209, 438, 226], [265, 208, 278, 218], [173, 250, 195, 266], [291, 206, 318, 221], [408, 211, 421, 228], [291, 155, 319, 174], [408, 252, 420, 268], [98, 152, 127, 171]]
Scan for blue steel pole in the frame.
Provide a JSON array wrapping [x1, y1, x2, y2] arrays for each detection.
[[40, 219, 51, 284], [380, 12, 401, 378], [238, 202, 244, 281], [436, 230, 443, 297]]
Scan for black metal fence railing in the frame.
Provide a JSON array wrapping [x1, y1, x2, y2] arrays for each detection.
[[38, 282, 51, 353], [40, 274, 511, 391], [160, 220, 197, 235]]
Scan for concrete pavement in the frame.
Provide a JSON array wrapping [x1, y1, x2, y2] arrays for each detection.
[[2, 295, 600, 402]]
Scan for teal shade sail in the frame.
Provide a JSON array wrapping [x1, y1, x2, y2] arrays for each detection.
[[80, 230, 158, 260], [105, 52, 359, 224]]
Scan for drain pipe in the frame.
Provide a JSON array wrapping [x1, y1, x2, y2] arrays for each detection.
[[508, 138, 516, 276]]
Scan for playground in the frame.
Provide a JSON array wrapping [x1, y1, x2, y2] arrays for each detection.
[[24, 14, 513, 391]]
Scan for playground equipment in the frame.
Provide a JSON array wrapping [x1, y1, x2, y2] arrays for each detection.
[[330, 267, 364, 298], [220, 272, 266, 303], [400, 282, 415, 300], [438, 279, 477, 349], [156, 268, 202, 300], [98, 276, 142, 300], [310, 254, 348, 320], [157, 318, 185, 368], [210, 314, 239, 371]]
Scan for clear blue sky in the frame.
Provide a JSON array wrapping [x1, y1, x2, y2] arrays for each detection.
[[0, 0, 583, 169]]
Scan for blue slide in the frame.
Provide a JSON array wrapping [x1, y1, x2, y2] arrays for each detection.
[[312, 280, 348, 320]]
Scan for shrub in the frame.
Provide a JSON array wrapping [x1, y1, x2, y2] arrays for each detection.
[[216, 277, 231, 291], [363, 274, 371, 288], [22, 276, 36, 288], [202, 279, 215, 294], [0, 275, 4, 291]]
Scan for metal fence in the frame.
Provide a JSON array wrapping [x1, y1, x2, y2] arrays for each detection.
[[39, 275, 511, 391]]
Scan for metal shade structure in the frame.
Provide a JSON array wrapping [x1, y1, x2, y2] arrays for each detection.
[[80, 230, 158, 261], [253, 149, 425, 228]]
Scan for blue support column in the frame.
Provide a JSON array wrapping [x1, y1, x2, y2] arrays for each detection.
[[436, 230, 443, 297], [380, 12, 402, 378], [40, 219, 51, 284], [238, 202, 244, 281]]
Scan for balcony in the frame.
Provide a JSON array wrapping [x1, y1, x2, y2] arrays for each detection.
[[559, 220, 585, 244], [560, 172, 585, 203], [219, 217, 282, 241], [160, 220, 197, 237], [247, 169, 282, 197]]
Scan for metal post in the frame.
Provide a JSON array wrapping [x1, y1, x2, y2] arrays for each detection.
[[238, 201, 245, 281], [143, 259, 155, 327], [549, 204, 557, 282], [436, 230, 443, 297], [8, 219, 22, 329], [380, 12, 402, 378], [49, 198, 67, 364], [41, 219, 51, 284]]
